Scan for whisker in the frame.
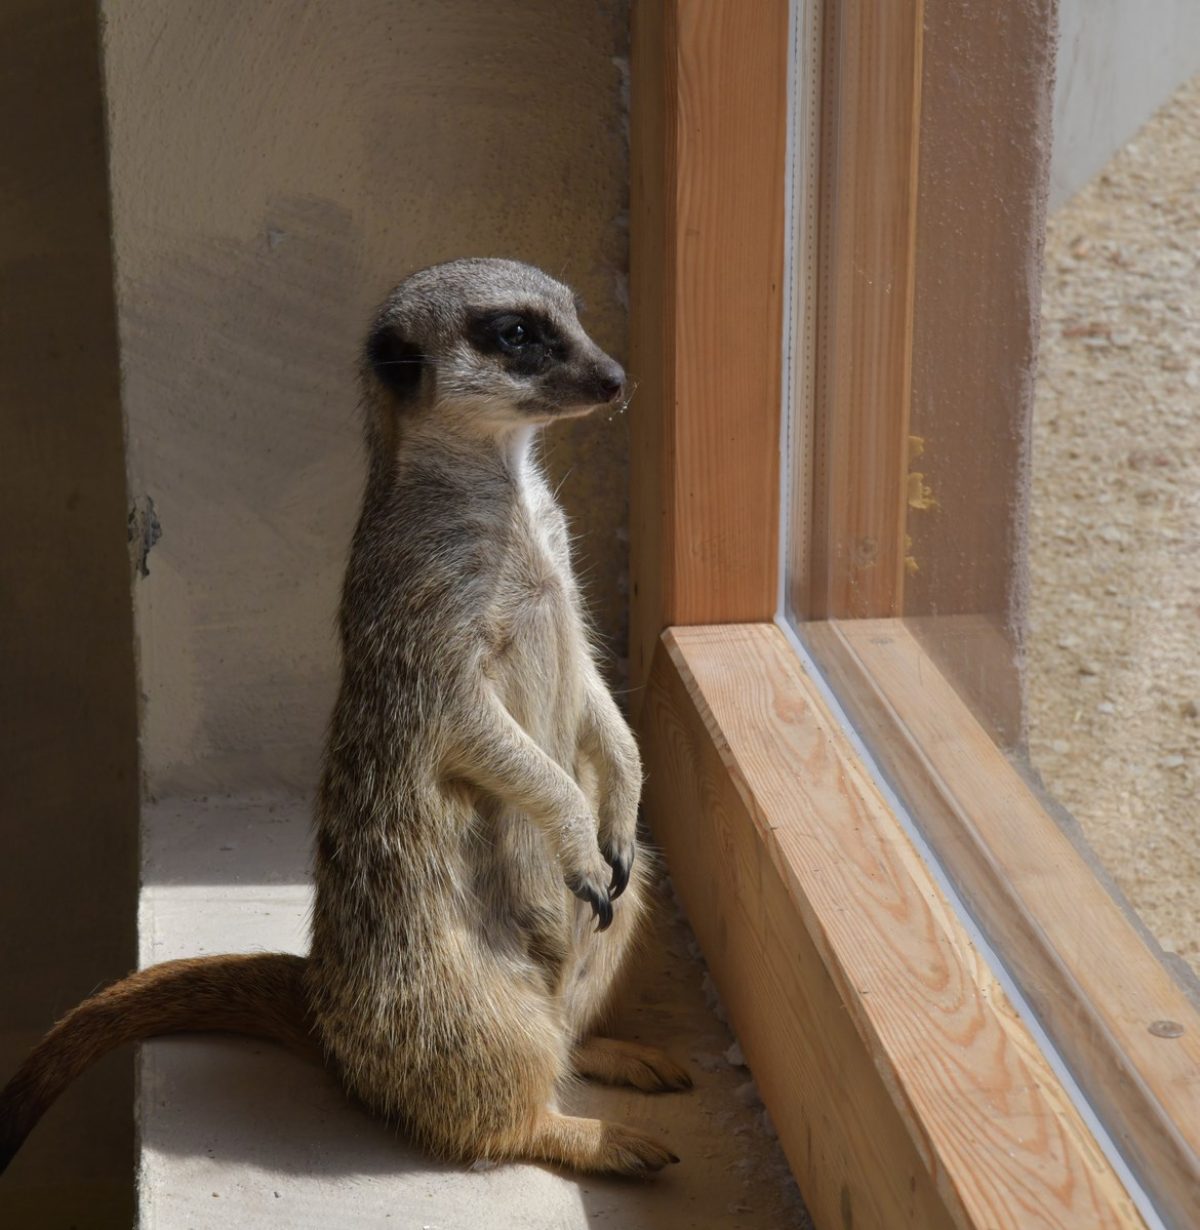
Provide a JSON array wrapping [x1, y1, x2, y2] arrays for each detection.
[[553, 466, 577, 500]]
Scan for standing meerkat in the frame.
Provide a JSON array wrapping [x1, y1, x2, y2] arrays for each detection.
[[0, 257, 690, 1177]]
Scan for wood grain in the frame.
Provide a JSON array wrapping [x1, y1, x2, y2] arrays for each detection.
[[642, 623, 1149, 1230], [823, 617, 1200, 1230], [803, 0, 924, 621], [643, 637, 957, 1230], [629, 0, 788, 701]]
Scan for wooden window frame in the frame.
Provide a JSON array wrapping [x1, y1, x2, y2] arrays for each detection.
[[629, 4, 1200, 1230]]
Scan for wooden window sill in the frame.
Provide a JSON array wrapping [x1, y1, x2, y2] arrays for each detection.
[[640, 622, 1163, 1230], [808, 617, 1200, 1229]]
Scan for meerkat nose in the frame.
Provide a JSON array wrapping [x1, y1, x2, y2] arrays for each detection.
[[596, 361, 626, 403]]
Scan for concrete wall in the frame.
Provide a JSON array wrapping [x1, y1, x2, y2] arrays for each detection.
[[1051, 0, 1200, 208], [104, 0, 632, 800], [0, 4, 139, 1226]]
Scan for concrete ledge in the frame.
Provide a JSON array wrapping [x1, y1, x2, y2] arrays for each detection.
[[138, 796, 811, 1229]]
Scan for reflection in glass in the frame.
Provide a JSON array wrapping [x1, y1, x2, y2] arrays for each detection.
[[1028, 75, 1200, 978]]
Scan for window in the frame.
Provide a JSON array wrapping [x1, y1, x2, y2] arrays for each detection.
[[631, 4, 1200, 1228]]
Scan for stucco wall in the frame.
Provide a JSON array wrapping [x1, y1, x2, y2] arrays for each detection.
[[0, 4, 139, 1225], [104, 0, 632, 799], [1051, 0, 1200, 208]]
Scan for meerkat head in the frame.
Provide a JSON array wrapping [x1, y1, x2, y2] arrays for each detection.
[[364, 258, 626, 441]]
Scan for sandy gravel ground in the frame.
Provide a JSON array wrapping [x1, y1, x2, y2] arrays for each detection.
[[1028, 74, 1200, 977]]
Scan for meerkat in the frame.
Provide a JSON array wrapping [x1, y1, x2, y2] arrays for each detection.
[[0, 257, 691, 1177]]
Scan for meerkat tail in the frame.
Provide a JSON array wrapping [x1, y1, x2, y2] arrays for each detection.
[[0, 952, 315, 1173]]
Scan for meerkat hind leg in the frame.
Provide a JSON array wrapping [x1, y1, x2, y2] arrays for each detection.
[[506, 1108, 678, 1175], [572, 1037, 693, 1093]]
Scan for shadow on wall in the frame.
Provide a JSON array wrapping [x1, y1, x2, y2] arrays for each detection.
[[0, 1, 140, 1226], [107, 0, 636, 804]]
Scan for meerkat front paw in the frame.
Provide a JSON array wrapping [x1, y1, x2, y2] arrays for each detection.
[[565, 869, 614, 931], [600, 835, 635, 900], [597, 800, 638, 900], [563, 845, 616, 931]]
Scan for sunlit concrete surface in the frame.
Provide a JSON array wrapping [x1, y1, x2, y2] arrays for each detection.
[[139, 797, 812, 1229]]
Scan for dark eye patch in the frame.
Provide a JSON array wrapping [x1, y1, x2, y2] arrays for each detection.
[[465, 308, 566, 377]]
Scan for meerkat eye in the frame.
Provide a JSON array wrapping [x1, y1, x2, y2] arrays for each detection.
[[496, 318, 530, 350]]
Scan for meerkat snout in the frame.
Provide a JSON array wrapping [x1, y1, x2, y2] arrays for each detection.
[[365, 257, 625, 430], [591, 356, 627, 404]]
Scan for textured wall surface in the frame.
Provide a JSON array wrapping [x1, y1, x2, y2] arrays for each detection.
[[0, 3, 139, 1226], [1051, 0, 1200, 208], [104, 0, 632, 799]]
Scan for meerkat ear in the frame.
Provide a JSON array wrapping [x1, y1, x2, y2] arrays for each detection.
[[366, 323, 426, 403]]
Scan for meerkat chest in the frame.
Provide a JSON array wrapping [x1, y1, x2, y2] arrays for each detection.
[[484, 494, 586, 747]]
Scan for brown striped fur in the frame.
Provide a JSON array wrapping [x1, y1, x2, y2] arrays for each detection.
[[0, 259, 690, 1177]]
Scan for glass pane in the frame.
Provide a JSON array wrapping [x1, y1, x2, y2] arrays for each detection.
[[1028, 71, 1200, 978], [783, 9, 1200, 1216], [785, 12, 1200, 986]]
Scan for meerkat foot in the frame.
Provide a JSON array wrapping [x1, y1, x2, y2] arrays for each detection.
[[572, 1037, 694, 1093], [512, 1110, 679, 1175]]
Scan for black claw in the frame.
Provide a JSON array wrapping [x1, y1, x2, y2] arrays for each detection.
[[566, 874, 614, 932], [604, 843, 634, 900]]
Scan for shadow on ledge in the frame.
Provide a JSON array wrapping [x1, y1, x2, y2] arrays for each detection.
[[138, 868, 812, 1229]]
